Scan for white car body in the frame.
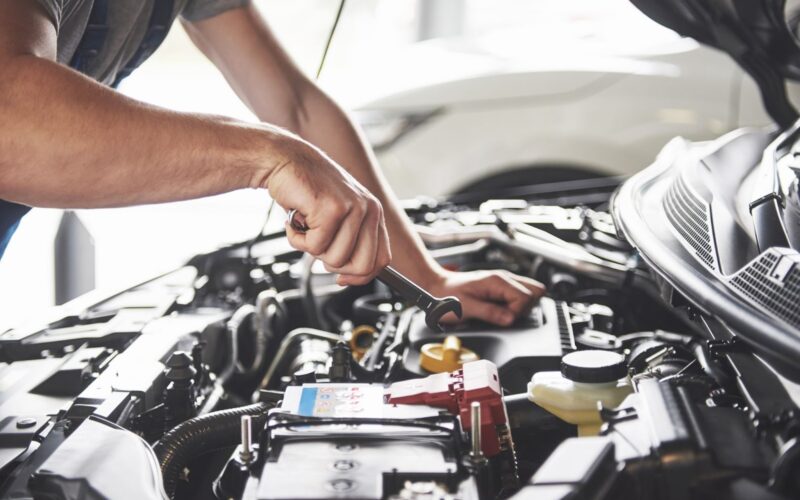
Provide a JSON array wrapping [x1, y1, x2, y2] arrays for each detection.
[[349, 8, 795, 198]]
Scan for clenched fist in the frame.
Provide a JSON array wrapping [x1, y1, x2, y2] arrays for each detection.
[[265, 138, 391, 286]]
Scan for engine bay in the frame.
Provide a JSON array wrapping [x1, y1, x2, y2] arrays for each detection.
[[1, 179, 798, 500]]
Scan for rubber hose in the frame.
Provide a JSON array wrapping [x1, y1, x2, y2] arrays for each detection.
[[300, 254, 324, 330], [230, 304, 260, 376], [154, 402, 270, 499], [771, 436, 800, 495], [690, 341, 731, 387]]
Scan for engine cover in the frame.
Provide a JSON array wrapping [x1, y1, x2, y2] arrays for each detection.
[[402, 297, 575, 392]]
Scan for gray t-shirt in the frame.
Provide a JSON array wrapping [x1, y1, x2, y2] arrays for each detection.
[[35, 0, 248, 85]]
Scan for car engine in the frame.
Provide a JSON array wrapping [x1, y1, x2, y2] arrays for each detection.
[[0, 178, 797, 500]]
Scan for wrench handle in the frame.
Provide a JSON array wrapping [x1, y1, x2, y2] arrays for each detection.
[[377, 267, 436, 311], [287, 209, 309, 232], [289, 209, 438, 312]]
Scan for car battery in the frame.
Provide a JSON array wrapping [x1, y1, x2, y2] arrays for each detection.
[[256, 383, 461, 500]]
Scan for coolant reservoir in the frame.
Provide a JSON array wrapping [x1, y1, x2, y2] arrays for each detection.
[[527, 350, 632, 436]]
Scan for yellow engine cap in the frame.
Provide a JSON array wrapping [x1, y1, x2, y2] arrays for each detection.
[[349, 325, 377, 360], [420, 335, 479, 373]]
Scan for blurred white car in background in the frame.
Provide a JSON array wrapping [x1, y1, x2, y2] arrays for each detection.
[[352, 6, 797, 198], [3, 0, 797, 328]]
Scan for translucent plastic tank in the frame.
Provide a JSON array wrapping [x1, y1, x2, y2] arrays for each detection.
[[527, 350, 632, 436]]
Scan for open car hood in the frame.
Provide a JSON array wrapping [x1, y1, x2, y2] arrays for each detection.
[[630, 0, 800, 127]]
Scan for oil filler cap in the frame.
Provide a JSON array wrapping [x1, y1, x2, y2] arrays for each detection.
[[420, 335, 478, 373], [561, 350, 626, 384]]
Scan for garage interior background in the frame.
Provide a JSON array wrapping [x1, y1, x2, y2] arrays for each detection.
[[0, 0, 687, 329]]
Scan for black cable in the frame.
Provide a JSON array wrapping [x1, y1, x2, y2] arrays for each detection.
[[297, 0, 348, 329], [269, 420, 454, 435], [364, 313, 397, 371], [316, 0, 347, 80], [267, 412, 456, 435], [771, 437, 800, 495], [154, 402, 272, 499], [300, 254, 323, 329], [247, 199, 276, 261], [272, 433, 455, 451], [246, 0, 344, 259]]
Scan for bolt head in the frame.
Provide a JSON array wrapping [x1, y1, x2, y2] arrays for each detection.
[[165, 351, 197, 381], [328, 479, 355, 492], [335, 443, 356, 452], [16, 418, 36, 429], [407, 481, 436, 494], [333, 459, 356, 471], [166, 351, 192, 368]]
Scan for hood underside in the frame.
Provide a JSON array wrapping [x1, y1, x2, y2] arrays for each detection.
[[630, 0, 800, 127]]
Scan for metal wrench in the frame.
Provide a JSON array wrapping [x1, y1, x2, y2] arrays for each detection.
[[287, 209, 462, 332]]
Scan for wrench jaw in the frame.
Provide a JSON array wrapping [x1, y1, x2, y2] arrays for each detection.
[[424, 296, 463, 332], [287, 211, 462, 331]]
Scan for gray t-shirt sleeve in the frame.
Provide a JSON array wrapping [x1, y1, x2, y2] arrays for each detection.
[[34, 0, 63, 30], [181, 0, 250, 22]]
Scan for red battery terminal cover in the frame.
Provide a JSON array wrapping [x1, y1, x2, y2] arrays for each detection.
[[386, 360, 507, 457]]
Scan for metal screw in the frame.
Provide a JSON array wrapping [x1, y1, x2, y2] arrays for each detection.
[[329, 479, 355, 492], [335, 443, 356, 452], [470, 401, 483, 459], [407, 481, 436, 494], [16, 418, 36, 429], [239, 415, 253, 463], [333, 459, 356, 471]]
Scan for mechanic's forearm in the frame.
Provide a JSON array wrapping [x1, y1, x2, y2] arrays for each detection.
[[0, 56, 293, 208], [268, 87, 443, 285]]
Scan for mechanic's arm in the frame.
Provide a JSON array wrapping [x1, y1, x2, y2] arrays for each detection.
[[184, 5, 545, 325], [0, 0, 389, 284]]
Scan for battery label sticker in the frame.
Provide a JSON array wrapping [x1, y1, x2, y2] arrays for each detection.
[[282, 383, 441, 420], [297, 387, 318, 416], [296, 385, 382, 418]]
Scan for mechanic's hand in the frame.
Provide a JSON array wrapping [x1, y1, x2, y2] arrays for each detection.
[[427, 269, 546, 326], [266, 140, 391, 286]]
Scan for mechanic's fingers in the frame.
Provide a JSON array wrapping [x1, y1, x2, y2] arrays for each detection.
[[284, 199, 348, 256], [482, 273, 535, 316], [503, 271, 547, 299], [376, 207, 392, 266], [337, 204, 392, 286], [317, 199, 367, 269], [285, 220, 312, 254], [455, 296, 515, 326], [363, 208, 392, 276], [333, 199, 379, 275]]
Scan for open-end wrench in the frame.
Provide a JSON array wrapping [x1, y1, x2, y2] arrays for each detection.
[[376, 266, 462, 332], [287, 209, 462, 332]]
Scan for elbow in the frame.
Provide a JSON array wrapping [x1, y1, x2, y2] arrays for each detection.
[[250, 76, 316, 137], [0, 56, 24, 107], [0, 55, 48, 122], [0, 56, 57, 205], [274, 107, 306, 137], [273, 93, 311, 137], [0, 159, 26, 206], [0, 53, 41, 92]]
